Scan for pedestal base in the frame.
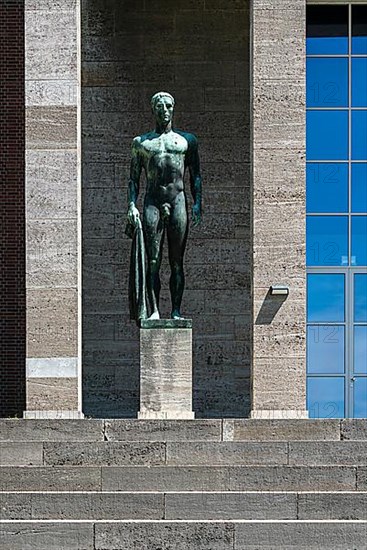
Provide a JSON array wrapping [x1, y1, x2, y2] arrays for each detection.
[[23, 410, 84, 419], [139, 319, 194, 420], [138, 411, 195, 420]]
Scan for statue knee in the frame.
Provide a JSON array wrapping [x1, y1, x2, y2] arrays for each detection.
[[149, 259, 160, 272], [170, 261, 183, 275]]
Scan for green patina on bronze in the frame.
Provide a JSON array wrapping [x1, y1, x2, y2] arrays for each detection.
[[126, 91, 202, 322]]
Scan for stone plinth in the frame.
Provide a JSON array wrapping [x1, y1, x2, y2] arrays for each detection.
[[138, 320, 194, 420]]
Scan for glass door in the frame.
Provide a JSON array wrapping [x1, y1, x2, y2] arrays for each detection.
[[307, 270, 367, 418], [307, 271, 347, 418]]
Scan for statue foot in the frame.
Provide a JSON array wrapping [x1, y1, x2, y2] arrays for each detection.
[[148, 311, 160, 320], [171, 310, 184, 320]]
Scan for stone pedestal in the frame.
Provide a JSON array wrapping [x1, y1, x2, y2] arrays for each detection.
[[138, 319, 194, 420]]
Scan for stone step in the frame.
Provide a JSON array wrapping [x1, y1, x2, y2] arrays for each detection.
[[2, 491, 367, 521], [1, 419, 366, 442], [0, 465, 364, 492], [1, 520, 367, 549], [2, 440, 367, 466]]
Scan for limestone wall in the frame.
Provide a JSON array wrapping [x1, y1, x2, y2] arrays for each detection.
[[82, 0, 251, 417], [25, 0, 80, 413], [250, 0, 307, 417]]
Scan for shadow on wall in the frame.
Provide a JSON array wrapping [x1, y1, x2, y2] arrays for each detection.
[[255, 292, 288, 325], [82, 0, 251, 418]]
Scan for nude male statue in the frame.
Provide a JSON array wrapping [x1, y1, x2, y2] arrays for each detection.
[[127, 92, 202, 320]]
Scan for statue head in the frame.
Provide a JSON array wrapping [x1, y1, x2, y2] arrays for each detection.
[[151, 91, 175, 127]]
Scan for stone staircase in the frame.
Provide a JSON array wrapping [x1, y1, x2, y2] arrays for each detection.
[[0, 419, 367, 549]]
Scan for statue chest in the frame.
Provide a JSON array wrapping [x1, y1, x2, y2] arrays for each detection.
[[141, 133, 188, 159]]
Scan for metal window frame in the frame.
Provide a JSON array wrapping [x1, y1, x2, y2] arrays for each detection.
[[306, 2, 367, 417], [308, 1, 367, 5]]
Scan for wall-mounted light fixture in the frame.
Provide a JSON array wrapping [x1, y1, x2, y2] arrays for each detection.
[[270, 285, 289, 296]]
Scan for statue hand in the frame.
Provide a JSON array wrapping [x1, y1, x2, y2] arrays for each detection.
[[127, 204, 140, 227], [191, 204, 202, 227]]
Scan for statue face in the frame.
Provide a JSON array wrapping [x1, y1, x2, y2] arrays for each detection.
[[153, 96, 174, 126]]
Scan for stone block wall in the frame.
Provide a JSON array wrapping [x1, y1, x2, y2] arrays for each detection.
[[82, 0, 251, 417], [25, 0, 80, 414], [0, 0, 26, 417], [250, 0, 307, 417]]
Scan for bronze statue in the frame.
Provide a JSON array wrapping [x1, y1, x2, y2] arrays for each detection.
[[127, 92, 202, 321]]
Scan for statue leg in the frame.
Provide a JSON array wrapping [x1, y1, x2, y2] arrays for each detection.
[[167, 193, 188, 320], [143, 204, 164, 319]]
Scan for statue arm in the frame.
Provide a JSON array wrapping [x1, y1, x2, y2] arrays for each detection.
[[127, 138, 142, 226], [188, 135, 202, 226]]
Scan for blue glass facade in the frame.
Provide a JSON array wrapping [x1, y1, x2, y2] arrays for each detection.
[[306, 5, 367, 418]]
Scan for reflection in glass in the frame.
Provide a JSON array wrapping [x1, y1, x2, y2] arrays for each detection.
[[354, 326, 367, 374], [352, 111, 367, 161], [307, 58, 348, 108], [307, 273, 345, 322], [353, 377, 367, 418], [307, 216, 348, 266], [307, 5, 348, 55], [352, 59, 367, 108], [352, 164, 367, 214], [307, 377, 345, 418], [307, 325, 345, 374], [307, 163, 348, 213], [307, 111, 348, 161], [352, 5, 367, 54], [354, 274, 367, 322], [351, 217, 367, 266]]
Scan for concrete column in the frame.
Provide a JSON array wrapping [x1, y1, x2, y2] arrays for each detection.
[[250, 0, 308, 419], [24, 0, 82, 418]]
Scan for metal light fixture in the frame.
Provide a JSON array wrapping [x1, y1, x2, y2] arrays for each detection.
[[270, 285, 289, 296]]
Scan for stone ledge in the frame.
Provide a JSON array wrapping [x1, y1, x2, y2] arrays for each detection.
[[140, 319, 192, 329], [250, 409, 309, 420]]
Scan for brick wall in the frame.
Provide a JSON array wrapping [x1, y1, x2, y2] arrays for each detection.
[[82, 0, 250, 417], [0, 0, 26, 417]]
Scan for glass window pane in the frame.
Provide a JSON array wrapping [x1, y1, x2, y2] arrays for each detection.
[[351, 216, 367, 266], [307, 216, 348, 266], [354, 274, 367, 322], [307, 325, 345, 374], [352, 5, 367, 55], [354, 326, 367, 374], [352, 111, 367, 161], [307, 58, 348, 108], [352, 164, 367, 214], [352, 59, 367, 108], [307, 163, 348, 213], [307, 5, 348, 55], [307, 111, 348, 161], [307, 273, 345, 322], [353, 377, 367, 418], [307, 377, 345, 418]]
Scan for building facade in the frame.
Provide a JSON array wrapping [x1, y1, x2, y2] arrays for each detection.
[[0, 0, 366, 420]]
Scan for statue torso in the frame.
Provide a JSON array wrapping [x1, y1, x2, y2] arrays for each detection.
[[138, 130, 189, 205]]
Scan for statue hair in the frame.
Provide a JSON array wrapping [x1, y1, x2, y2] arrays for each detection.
[[151, 92, 175, 111]]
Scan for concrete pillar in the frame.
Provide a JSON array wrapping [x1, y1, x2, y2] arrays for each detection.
[[24, 0, 82, 418], [250, 0, 308, 419]]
